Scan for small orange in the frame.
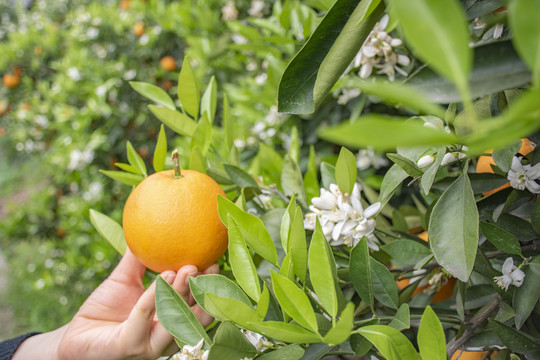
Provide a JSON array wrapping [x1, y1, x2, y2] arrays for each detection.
[[2, 73, 20, 88], [133, 21, 145, 36], [119, 0, 130, 10], [122, 157, 228, 272], [160, 80, 173, 91], [0, 127, 6, 137], [34, 46, 42, 55], [160, 56, 177, 72], [451, 350, 497, 360]]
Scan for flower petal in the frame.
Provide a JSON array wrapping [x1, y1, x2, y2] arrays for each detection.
[[502, 257, 514, 275], [363, 202, 381, 219]]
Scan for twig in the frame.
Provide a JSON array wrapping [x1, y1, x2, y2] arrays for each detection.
[[446, 295, 502, 357], [485, 240, 540, 259]]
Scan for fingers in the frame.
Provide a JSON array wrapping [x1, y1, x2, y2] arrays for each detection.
[[170, 265, 198, 304], [109, 248, 146, 285], [202, 263, 220, 275]]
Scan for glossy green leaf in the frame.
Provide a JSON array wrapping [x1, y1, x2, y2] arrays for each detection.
[[189, 146, 206, 173], [278, 0, 384, 114], [258, 144, 284, 187], [178, 57, 200, 118], [126, 141, 147, 177], [388, 0, 471, 94], [217, 196, 278, 265], [280, 253, 295, 281], [357, 325, 420, 360], [492, 140, 521, 173], [153, 124, 167, 172], [350, 237, 374, 309], [320, 161, 337, 189], [99, 170, 143, 186], [257, 344, 304, 360], [89, 209, 126, 255], [386, 153, 423, 178], [280, 194, 296, 254], [223, 94, 234, 152], [335, 147, 357, 195], [304, 0, 336, 11], [270, 270, 318, 333], [114, 162, 138, 174], [290, 206, 307, 282], [429, 173, 478, 282], [388, 304, 410, 331], [480, 222, 522, 256], [204, 293, 262, 330], [249, 321, 321, 344], [371, 258, 399, 310], [382, 239, 432, 269], [309, 219, 338, 318], [224, 164, 258, 188], [189, 274, 252, 310], [156, 276, 211, 348], [514, 256, 540, 329], [344, 80, 446, 118], [256, 283, 271, 319], [489, 319, 540, 354], [532, 200, 540, 235], [191, 115, 211, 155], [418, 306, 446, 360], [227, 216, 260, 302], [322, 302, 355, 345], [149, 105, 197, 137], [281, 155, 307, 207], [130, 81, 176, 110], [318, 114, 458, 152], [304, 146, 320, 202], [207, 321, 257, 360], [421, 146, 446, 196], [201, 76, 217, 123], [509, 0, 540, 86], [379, 164, 408, 208]]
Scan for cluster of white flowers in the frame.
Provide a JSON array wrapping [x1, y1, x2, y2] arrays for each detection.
[[221, 1, 239, 20], [353, 15, 410, 81], [494, 257, 525, 291], [304, 183, 381, 249], [172, 339, 209, 360], [416, 148, 467, 169], [507, 156, 540, 194], [356, 147, 389, 170]]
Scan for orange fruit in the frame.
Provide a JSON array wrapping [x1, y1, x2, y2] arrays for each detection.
[[2, 73, 20, 88], [122, 168, 228, 272], [119, 0, 130, 9], [133, 21, 145, 36], [160, 56, 177, 71], [0, 127, 6, 137], [477, 138, 536, 195], [451, 350, 497, 360]]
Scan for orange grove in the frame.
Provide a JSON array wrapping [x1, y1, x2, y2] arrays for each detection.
[[122, 169, 228, 272]]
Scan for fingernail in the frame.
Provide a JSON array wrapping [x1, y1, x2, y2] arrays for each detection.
[[164, 273, 176, 284], [185, 271, 198, 286]]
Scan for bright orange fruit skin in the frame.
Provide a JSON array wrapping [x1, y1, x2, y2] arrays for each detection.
[[160, 56, 177, 71], [451, 350, 497, 360], [123, 169, 228, 272]]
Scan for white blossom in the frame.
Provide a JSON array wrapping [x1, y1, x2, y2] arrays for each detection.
[[221, 1, 238, 20], [494, 258, 525, 291], [337, 88, 361, 105], [67, 67, 81, 81], [242, 330, 272, 351], [304, 183, 381, 249], [507, 156, 540, 194], [353, 14, 410, 81], [248, 0, 265, 17], [68, 149, 95, 171], [172, 339, 209, 360], [440, 151, 466, 166], [417, 155, 435, 168], [356, 148, 388, 170]]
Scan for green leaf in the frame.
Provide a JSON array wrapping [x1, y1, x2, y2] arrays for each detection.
[[304, 146, 320, 202], [388, 304, 410, 331], [113, 162, 138, 174], [223, 94, 234, 152], [99, 170, 144, 186], [489, 319, 540, 354], [379, 164, 408, 208], [319, 115, 458, 152], [270, 270, 318, 333], [514, 256, 540, 329], [322, 302, 355, 345], [421, 146, 446, 196], [278, 0, 384, 114], [257, 344, 305, 360], [153, 124, 167, 172], [149, 105, 197, 137], [258, 144, 284, 187], [155, 276, 211, 348], [289, 126, 300, 164], [217, 196, 278, 265], [227, 215, 260, 302], [224, 164, 258, 188], [130, 81, 176, 110], [371, 258, 399, 310], [178, 57, 200, 118], [89, 209, 126, 255], [201, 76, 217, 123], [357, 325, 420, 360], [189, 146, 206, 173], [290, 206, 307, 282], [418, 306, 446, 360], [189, 274, 252, 310], [509, 0, 540, 87], [309, 219, 338, 318], [281, 194, 296, 255], [320, 161, 337, 189], [248, 321, 322, 344], [407, 40, 531, 104], [350, 237, 374, 309], [344, 80, 446, 119], [382, 239, 432, 269], [126, 141, 147, 177], [191, 115, 212, 155], [204, 293, 262, 330], [532, 200, 540, 235], [207, 321, 258, 360], [492, 140, 521, 173], [257, 283, 271, 319], [480, 222, 522, 256], [281, 155, 307, 207], [429, 173, 479, 282], [335, 147, 358, 195], [386, 153, 423, 178], [388, 0, 471, 94]]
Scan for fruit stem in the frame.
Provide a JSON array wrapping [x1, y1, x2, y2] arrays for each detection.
[[172, 149, 182, 178]]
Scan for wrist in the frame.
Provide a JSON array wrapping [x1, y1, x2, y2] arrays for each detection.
[[12, 324, 68, 360]]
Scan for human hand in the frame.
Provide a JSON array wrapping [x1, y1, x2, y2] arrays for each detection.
[[13, 249, 219, 360]]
